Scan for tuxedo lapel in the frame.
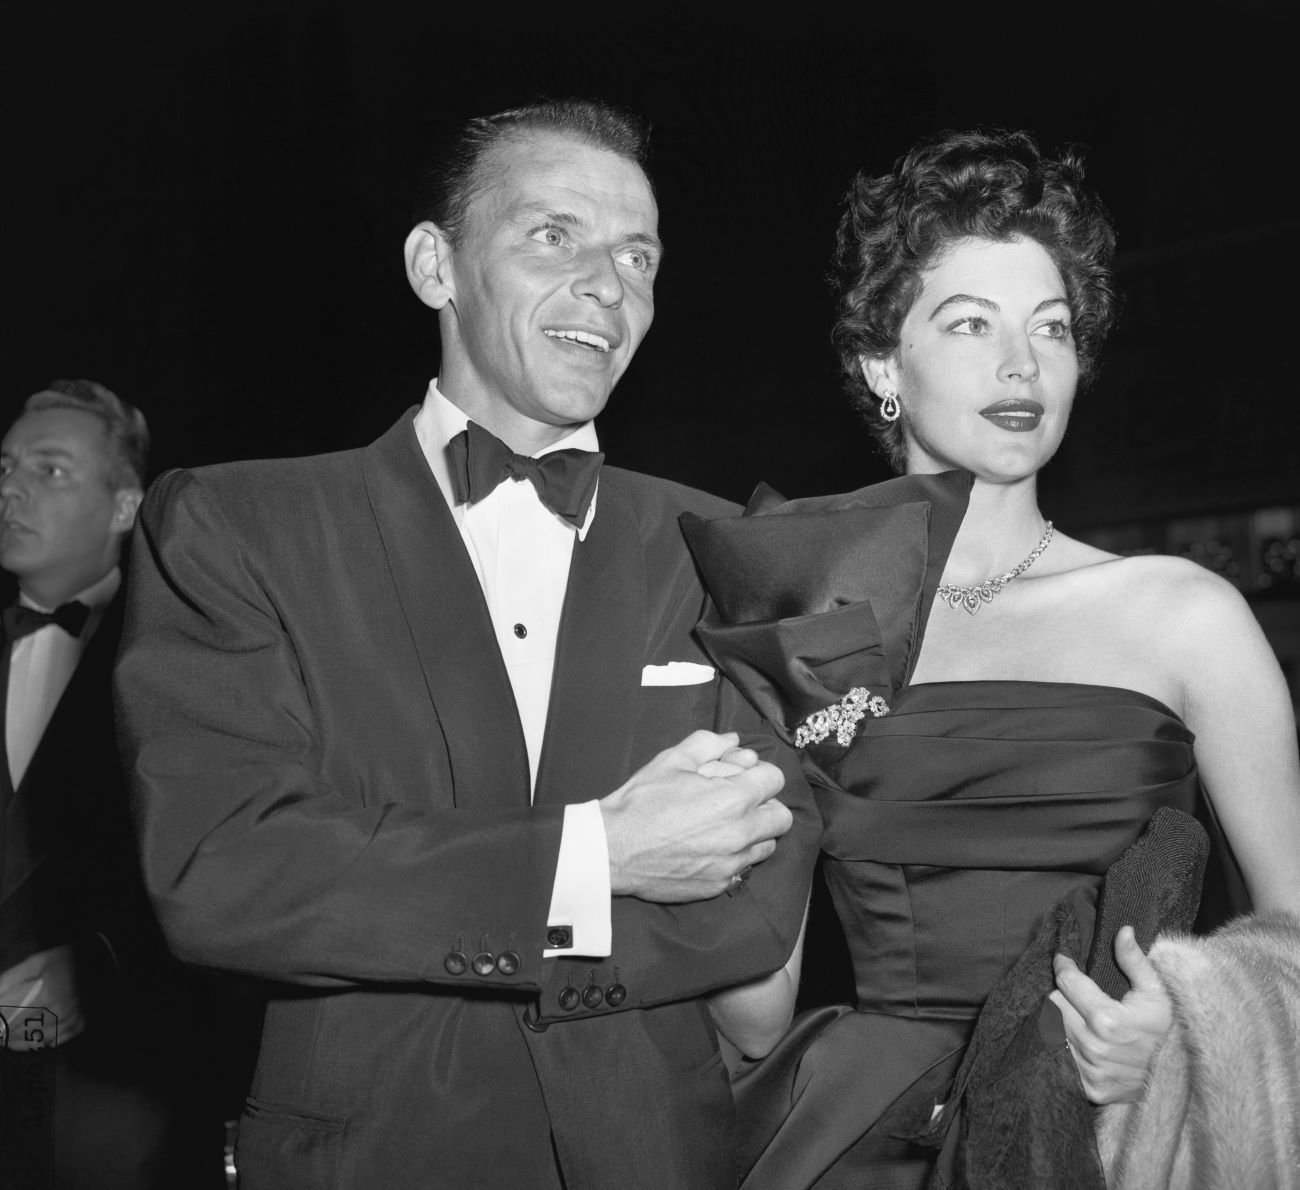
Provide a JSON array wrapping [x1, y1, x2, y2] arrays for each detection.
[[361, 411, 530, 809], [15, 595, 120, 795], [534, 478, 646, 807], [1, 596, 119, 901], [0, 637, 12, 900], [0, 639, 12, 799], [0, 578, 17, 808]]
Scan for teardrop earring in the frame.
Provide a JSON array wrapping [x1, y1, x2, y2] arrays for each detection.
[[879, 387, 901, 423]]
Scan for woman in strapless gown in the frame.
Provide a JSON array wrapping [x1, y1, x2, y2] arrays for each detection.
[[682, 130, 1300, 1189]]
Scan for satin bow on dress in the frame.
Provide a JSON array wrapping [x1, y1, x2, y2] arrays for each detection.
[[679, 469, 972, 760]]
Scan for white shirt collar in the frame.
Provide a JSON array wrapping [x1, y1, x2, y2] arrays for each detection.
[[413, 380, 601, 540]]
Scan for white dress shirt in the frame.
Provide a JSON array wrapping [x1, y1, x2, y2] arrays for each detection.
[[414, 383, 610, 957], [5, 567, 121, 789]]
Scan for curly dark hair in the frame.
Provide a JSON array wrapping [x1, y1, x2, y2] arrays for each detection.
[[830, 128, 1118, 471]]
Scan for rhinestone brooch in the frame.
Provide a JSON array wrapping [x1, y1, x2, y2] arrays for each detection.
[[794, 686, 890, 748]]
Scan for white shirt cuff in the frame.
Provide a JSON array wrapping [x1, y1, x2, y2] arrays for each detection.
[[544, 800, 612, 957]]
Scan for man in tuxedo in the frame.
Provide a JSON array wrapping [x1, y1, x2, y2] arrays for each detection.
[[0, 380, 223, 1187], [117, 99, 818, 1189]]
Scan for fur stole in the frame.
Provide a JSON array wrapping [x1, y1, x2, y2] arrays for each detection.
[[1097, 910, 1300, 1189]]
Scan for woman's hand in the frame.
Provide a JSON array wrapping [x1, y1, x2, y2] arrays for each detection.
[[1049, 925, 1172, 1104]]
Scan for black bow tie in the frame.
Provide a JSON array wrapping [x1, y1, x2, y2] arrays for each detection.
[[447, 421, 604, 527], [2, 600, 92, 641]]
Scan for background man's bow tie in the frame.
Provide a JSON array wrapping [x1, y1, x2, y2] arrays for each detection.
[[2, 600, 92, 641], [447, 420, 603, 527]]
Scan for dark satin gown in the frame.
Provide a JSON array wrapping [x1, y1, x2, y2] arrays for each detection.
[[679, 471, 1206, 1190], [731, 680, 1200, 1190]]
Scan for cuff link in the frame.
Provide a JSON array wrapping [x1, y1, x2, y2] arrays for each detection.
[[546, 925, 573, 950]]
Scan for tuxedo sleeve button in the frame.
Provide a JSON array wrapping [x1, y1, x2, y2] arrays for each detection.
[[581, 984, 604, 1009], [496, 950, 520, 976], [605, 982, 627, 1007], [558, 986, 581, 1012], [444, 951, 468, 976], [522, 1002, 548, 1033], [471, 951, 496, 977]]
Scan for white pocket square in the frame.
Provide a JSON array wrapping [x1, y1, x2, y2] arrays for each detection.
[[641, 661, 716, 687]]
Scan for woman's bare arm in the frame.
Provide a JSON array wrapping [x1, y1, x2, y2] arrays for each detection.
[[709, 896, 809, 1060]]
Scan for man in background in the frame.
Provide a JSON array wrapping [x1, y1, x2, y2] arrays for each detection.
[[1, 380, 221, 1187]]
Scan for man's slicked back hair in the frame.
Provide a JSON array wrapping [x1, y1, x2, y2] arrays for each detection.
[[411, 97, 652, 246]]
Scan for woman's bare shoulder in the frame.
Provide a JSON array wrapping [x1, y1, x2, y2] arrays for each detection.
[[1057, 542, 1236, 599], [1104, 550, 1240, 598], [1040, 543, 1257, 648], [1074, 550, 1261, 650]]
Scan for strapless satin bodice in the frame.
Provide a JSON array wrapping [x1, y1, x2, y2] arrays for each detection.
[[731, 681, 1203, 1190], [819, 680, 1199, 1018]]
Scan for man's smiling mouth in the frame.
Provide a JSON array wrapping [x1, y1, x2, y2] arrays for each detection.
[[544, 329, 612, 353]]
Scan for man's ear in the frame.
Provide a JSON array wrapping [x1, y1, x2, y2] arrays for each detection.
[[860, 355, 898, 397], [404, 222, 456, 310], [111, 488, 144, 536]]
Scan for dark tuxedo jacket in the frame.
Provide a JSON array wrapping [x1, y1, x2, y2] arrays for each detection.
[[117, 410, 819, 1190], [1, 580, 229, 1186], [0, 583, 141, 991]]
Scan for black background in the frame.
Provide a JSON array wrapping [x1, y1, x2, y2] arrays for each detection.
[[7, 0, 1296, 1048], [8, 3, 1295, 525]]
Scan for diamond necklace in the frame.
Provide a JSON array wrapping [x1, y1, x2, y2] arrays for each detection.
[[936, 521, 1054, 615]]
